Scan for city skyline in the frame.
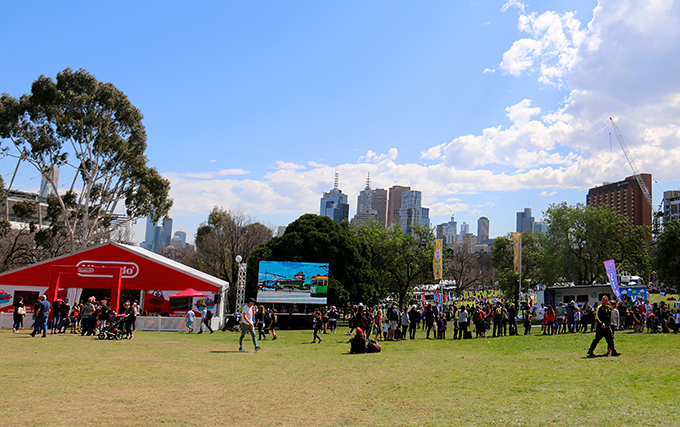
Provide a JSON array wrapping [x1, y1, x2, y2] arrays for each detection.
[[2, 1, 680, 244]]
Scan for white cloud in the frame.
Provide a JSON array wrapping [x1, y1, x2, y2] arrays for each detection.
[[164, 1, 680, 230]]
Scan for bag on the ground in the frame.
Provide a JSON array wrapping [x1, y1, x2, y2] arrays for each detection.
[[366, 340, 381, 353], [464, 330, 472, 339]]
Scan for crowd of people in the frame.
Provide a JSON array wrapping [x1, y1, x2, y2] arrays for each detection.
[[12, 295, 139, 339], [339, 293, 680, 347]]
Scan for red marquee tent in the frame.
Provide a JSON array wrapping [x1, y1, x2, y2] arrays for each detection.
[[0, 242, 228, 314]]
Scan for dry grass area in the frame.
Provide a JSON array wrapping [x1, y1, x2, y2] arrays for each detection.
[[1, 326, 679, 426]]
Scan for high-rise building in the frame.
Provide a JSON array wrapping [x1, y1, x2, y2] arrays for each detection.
[[372, 188, 388, 227], [586, 174, 652, 227], [320, 168, 349, 224], [436, 215, 457, 246], [143, 216, 173, 252], [160, 218, 173, 247], [174, 230, 187, 246], [460, 222, 469, 238], [477, 216, 489, 243], [399, 190, 429, 234], [352, 173, 386, 227], [663, 190, 680, 226], [387, 185, 410, 227], [39, 166, 59, 197], [516, 208, 534, 233], [534, 222, 548, 234]]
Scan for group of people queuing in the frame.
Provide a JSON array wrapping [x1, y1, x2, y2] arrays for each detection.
[[13, 295, 139, 339], [533, 295, 680, 337], [341, 293, 680, 346]]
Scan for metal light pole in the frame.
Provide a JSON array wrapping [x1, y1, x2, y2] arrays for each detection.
[[234, 255, 247, 325]]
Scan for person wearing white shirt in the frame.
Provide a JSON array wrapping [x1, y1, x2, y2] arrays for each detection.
[[239, 298, 260, 352]]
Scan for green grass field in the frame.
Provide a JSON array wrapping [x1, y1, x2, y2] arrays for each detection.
[[2, 325, 679, 427]]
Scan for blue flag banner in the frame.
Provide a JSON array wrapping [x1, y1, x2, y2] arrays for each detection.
[[604, 259, 622, 300]]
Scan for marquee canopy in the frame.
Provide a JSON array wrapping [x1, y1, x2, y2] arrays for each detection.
[[0, 242, 228, 313]]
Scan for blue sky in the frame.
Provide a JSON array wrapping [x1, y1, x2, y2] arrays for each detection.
[[2, 0, 680, 243]]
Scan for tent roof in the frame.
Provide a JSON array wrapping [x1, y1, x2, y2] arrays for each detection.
[[0, 242, 228, 291], [118, 243, 228, 288]]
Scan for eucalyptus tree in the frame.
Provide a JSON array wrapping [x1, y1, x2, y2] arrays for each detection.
[[0, 68, 172, 251]]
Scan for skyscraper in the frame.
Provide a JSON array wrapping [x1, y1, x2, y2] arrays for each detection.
[[437, 215, 457, 246], [320, 168, 349, 224], [388, 185, 410, 227], [399, 190, 429, 234], [372, 188, 388, 227], [460, 221, 469, 238], [516, 208, 534, 233], [352, 173, 387, 227], [477, 216, 489, 243], [586, 174, 653, 228]]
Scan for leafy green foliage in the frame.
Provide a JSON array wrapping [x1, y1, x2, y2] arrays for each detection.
[[656, 218, 680, 292], [0, 68, 172, 251]]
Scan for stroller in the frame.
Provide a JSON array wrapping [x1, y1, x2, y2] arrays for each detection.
[[98, 315, 126, 340]]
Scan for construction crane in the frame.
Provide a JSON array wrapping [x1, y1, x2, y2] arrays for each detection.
[[609, 117, 663, 236]]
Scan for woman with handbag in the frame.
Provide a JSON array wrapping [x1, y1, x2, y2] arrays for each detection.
[[13, 296, 25, 332]]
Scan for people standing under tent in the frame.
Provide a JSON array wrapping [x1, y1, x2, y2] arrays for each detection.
[[198, 304, 214, 334], [30, 295, 50, 338], [185, 307, 195, 333], [311, 308, 323, 343], [408, 305, 419, 340], [523, 304, 532, 335], [400, 306, 410, 340], [13, 296, 25, 333], [587, 295, 620, 358], [239, 298, 261, 352]]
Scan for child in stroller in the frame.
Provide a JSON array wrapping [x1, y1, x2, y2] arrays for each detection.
[[98, 312, 125, 340]]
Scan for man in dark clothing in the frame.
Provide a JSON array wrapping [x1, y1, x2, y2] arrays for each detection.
[[566, 301, 576, 333], [31, 295, 51, 337], [587, 296, 620, 357], [349, 327, 366, 354]]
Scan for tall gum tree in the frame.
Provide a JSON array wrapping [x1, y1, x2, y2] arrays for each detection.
[[0, 68, 172, 251]]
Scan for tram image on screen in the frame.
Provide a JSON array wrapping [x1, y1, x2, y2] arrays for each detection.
[[257, 261, 329, 304]]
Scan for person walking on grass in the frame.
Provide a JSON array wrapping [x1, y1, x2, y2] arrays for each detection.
[[312, 308, 323, 343], [587, 295, 620, 358], [185, 307, 195, 333], [198, 305, 214, 334], [239, 298, 261, 352], [31, 295, 50, 337]]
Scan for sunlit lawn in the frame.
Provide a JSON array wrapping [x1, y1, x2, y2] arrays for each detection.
[[1, 324, 679, 427]]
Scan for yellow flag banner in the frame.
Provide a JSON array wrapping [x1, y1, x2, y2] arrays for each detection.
[[512, 232, 521, 274], [433, 239, 443, 281]]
